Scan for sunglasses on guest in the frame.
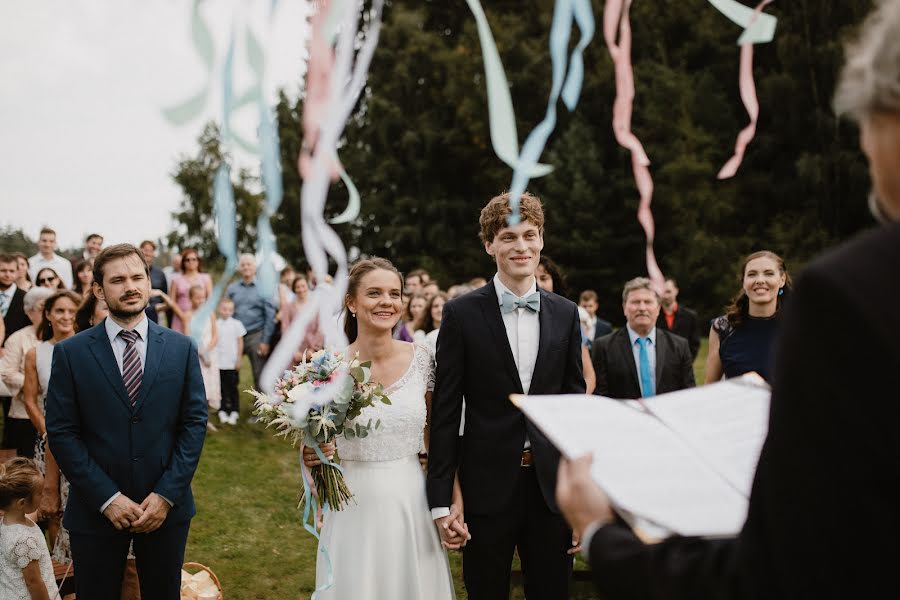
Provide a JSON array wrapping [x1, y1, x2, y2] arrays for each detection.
[[38, 275, 58, 284]]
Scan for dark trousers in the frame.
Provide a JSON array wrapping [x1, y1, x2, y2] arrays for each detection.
[[70, 521, 190, 600], [4, 417, 36, 458], [219, 369, 239, 414], [243, 329, 266, 389], [463, 466, 573, 599]]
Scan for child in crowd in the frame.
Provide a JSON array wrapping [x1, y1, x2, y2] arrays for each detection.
[[0, 457, 60, 600], [153, 285, 220, 431], [215, 297, 246, 425]]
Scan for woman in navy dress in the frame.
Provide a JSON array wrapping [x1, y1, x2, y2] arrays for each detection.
[[705, 251, 791, 383]]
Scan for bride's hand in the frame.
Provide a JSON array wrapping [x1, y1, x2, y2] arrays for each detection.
[[437, 503, 470, 551], [302, 442, 336, 468]]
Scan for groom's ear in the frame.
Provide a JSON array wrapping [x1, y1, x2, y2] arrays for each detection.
[[484, 239, 495, 257]]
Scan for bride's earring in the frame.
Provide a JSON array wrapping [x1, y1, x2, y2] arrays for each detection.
[[351, 312, 356, 318]]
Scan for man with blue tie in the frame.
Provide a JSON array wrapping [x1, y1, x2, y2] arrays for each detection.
[[46, 243, 208, 599], [592, 277, 695, 399]]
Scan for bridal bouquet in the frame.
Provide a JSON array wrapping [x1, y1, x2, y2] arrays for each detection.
[[248, 349, 392, 511]]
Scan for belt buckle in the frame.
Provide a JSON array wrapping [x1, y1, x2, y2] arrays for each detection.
[[520, 450, 533, 467]]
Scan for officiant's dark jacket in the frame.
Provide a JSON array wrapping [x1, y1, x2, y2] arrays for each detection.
[[427, 281, 585, 515], [586, 222, 900, 599], [46, 319, 208, 534], [656, 304, 702, 359], [591, 327, 695, 399]]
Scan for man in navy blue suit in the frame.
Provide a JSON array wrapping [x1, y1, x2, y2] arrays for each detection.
[[47, 243, 208, 599]]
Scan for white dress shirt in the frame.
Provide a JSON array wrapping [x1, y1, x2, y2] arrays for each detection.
[[626, 325, 657, 396], [493, 275, 540, 395], [28, 253, 74, 290], [100, 315, 170, 512], [432, 275, 541, 521]]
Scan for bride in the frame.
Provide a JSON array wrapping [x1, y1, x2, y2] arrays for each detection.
[[303, 258, 467, 599]]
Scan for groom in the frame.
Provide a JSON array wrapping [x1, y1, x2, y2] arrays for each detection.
[[428, 192, 586, 598], [46, 244, 208, 599]]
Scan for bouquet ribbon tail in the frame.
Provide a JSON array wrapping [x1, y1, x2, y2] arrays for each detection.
[[300, 449, 335, 599]]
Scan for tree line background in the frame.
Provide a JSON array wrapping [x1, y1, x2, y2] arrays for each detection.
[[163, 0, 874, 324]]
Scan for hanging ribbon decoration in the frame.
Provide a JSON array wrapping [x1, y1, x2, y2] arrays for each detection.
[[162, 0, 215, 126], [715, 0, 777, 179], [190, 34, 240, 343], [257, 2, 385, 598], [507, 0, 595, 224], [603, 0, 664, 293], [465, 0, 555, 180]]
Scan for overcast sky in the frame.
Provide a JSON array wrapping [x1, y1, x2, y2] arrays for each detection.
[[0, 1, 309, 250]]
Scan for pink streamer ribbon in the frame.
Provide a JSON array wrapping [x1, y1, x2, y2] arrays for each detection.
[[300, 0, 340, 182], [717, 0, 773, 179], [603, 0, 664, 293]]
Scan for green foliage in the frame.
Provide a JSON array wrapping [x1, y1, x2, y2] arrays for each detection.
[[171, 0, 876, 323], [0, 226, 35, 255]]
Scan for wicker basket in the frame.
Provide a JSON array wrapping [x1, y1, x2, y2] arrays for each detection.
[[181, 562, 222, 600]]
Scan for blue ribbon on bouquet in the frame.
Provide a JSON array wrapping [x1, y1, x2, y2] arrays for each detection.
[[300, 443, 345, 599]]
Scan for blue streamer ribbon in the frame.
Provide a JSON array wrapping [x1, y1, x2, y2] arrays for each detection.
[[190, 33, 239, 343], [507, 0, 594, 224], [300, 443, 344, 599]]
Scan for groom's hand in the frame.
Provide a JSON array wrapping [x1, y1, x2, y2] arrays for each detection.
[[103, 495, 144, 531], [437, 504, 471, 550], [129, 493, 172, 534]]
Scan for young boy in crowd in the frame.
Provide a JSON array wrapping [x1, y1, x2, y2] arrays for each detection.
[[215, 298, 246, 425]]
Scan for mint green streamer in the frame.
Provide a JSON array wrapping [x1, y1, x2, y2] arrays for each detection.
[[507, 0, 594, 223], [707, 0, 777, 44], [465, 0, 554, 178], [162, 0, 215, 125], [190, 35, 239, 343]]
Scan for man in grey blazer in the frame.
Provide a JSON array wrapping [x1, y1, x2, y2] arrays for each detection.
[[592, 277, 695, 399]]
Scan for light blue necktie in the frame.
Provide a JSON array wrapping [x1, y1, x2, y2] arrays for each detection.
[[0, 291, 8, 317], [636, 337, 655, 398], [500, 291, 541, 314]]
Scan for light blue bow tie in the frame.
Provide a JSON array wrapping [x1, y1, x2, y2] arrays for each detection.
[[501, 291, 541, 314]]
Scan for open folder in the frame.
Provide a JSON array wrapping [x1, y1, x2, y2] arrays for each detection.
[[512, 375, 770, 539]]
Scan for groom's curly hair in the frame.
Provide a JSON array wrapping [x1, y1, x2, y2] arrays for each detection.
[[479, 191, 545, 243]]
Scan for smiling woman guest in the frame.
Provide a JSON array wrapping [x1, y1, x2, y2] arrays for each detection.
[[22, 289, 80, 563], [705, 251, 792, 383]]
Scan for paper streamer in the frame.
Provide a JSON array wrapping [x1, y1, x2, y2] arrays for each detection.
[[261, 0, 384, 401], [603, 0, 664, 293], [465, 0, 554, 179], [162, 0, 214, 125], [707, 0, 777, 45], [190, 34, 240, 343], [506, 0, 595, 224], [716, 0, 775, 179]]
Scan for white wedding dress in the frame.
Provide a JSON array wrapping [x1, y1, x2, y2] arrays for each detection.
[[314, 343, 455, 599]]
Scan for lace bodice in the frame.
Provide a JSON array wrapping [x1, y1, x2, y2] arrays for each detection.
[[338, 343, 434, 462]]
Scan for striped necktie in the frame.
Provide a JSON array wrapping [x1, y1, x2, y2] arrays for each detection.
[[119, 329, 143, 407]]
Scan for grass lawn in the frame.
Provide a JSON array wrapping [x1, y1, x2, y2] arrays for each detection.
[[1, 340, 710, 599]]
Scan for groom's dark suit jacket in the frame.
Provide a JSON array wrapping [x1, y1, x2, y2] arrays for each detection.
[[591, 327, 695, 399], [586, 222, 900, 599], [46, 319, 207, 535], [427, 281, 585, 515]]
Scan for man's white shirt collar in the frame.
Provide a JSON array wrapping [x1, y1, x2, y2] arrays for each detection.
[[626, 324, 656, 346], [104, 314, 149, 343], [493, 274, 538, 305], [1, 283, 18, 297]]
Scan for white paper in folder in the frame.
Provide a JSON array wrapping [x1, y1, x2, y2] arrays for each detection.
[[514, 376, 770, 538]]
